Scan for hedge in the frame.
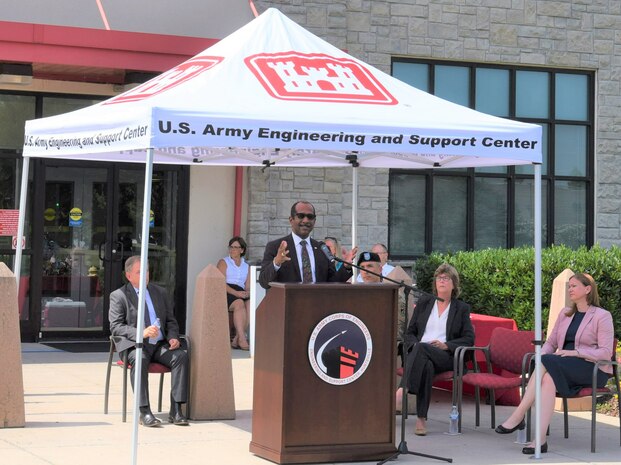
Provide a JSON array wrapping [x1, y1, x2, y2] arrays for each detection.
[[412, 244, 621, 336]]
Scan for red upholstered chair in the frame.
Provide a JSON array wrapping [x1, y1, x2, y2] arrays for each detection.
[[550, 338, 619, 452], [456, 327, 534, 431], [104, 335, 190, 422], [395, 368, 455, 384]]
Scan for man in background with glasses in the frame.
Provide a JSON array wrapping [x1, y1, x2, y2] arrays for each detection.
[[372, 243, 395, 276], [259, 200, 357, 289]]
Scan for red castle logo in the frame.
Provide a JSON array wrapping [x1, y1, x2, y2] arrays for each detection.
[[245, 52, 398, 105], [338, 346, 359, 378], [104, 56, 224, 105]]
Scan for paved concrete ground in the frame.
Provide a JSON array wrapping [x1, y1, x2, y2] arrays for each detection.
[[1, 343, 619, 465]]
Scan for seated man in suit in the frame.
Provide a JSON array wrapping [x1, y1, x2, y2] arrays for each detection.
[[259, 200, 357, 289], [109, 255, 189, 427]]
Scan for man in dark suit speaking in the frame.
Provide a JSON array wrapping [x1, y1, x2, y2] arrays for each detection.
[[109, 256, 189, 427], [259, 201, 357, 289]]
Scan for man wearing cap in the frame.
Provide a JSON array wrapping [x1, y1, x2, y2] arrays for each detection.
[[259, 200, 357, 289], [357, 251, 384, 283], [357, 243, 395, 282], [357, 251, 407, 354]]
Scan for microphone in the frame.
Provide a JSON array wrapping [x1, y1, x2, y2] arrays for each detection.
[[319, 242, 337, 263]]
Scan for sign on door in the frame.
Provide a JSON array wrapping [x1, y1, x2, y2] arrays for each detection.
[[0, 209, 19, 236], [12, 235, 25, 250]]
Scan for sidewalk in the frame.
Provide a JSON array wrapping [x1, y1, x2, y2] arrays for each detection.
[[1, 343, 619, 465]]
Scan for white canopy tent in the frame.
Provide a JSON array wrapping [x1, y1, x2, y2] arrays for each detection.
[[17, 7, 545, 462]]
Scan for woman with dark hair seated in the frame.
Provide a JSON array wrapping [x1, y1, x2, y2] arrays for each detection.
[[217, 236, 251, 350], [396, 263, 475, 436], [495, 273, 614, 454]]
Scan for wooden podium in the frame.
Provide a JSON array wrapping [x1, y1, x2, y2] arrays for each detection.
[[250, 283, 398, 464]]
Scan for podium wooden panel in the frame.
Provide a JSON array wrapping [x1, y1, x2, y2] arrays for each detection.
[[250, 283, 397, 464]]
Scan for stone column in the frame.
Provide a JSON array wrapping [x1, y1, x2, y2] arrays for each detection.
[[0, 262, 25, 428], [188, 264, 235, 420]]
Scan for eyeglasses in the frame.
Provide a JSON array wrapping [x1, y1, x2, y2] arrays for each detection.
[[228, 245, 243, 249], [324, 236, 338, 242], [436, 276, 451, 282], [294, 213, 316, 220]]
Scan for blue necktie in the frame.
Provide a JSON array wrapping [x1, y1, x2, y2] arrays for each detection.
[[138, 288, 161, 344]]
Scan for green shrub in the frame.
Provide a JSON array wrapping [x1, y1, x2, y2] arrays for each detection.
[[412, 245, 621, 335]]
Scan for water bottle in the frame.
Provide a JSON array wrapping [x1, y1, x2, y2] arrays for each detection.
[[149, 317, 161, 345], [448, 405, 459, 435], [515, 425, 527, 444]]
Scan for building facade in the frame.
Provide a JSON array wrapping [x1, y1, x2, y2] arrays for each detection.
[[247, 0, 620, 263], [0, 1, 254, 341], [1, 1, 620, 341]]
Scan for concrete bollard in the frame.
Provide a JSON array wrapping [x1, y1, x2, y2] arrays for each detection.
[[548, 268, 573, 336], [387, 265, 415, 320], [387, 266, 417, 414], [0, 262, 25, 428], [188, 264, 235, 420]]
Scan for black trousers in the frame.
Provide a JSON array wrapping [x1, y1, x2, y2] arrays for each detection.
[[403, 342, 453, 419], [125, 340, 188, 408]]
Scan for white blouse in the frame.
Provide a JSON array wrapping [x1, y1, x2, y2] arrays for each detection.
[[223, 256, 249, 289], [420, 300, 450, 343]]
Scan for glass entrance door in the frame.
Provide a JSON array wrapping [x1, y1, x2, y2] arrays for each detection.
[[40, 166, 108, 335], [113, 169, 179, 296], [38, 162, 184, 340]]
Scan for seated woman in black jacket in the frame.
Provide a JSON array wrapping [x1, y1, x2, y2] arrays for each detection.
[[396, 263, 475, 436]]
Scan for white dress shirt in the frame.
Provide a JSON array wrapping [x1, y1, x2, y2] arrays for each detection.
[[420, 300, 450, 343]]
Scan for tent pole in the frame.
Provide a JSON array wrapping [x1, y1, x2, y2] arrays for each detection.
[[351, 166, 358, 280], [131, 148, 155, 465], [533, 163, 542, 458], [14, 156, 30, 291]]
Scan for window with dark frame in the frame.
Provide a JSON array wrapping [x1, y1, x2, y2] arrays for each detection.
[[389, 59, 594, 259], [0, 92, 105, 253]]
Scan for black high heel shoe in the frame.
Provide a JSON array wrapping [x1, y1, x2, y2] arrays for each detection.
[[494, 418, 525, 434], [522, 442, 547, 454]]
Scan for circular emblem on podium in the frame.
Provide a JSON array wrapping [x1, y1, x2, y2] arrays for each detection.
[[308, 312, 372, 385]]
